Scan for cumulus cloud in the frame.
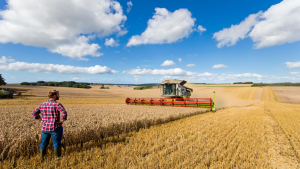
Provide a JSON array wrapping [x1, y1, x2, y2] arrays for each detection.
[[197, 25, 206, 34], [289, 72, 300, 74], [186, 64, 195, 67], [161, 60, 176, 67], [0, 56, 15, 64], [213, 12, 262, 48], [213, 0, 300, 48], [50, 36, 102, 60], [126, 8, 197, 46], [212, 64, 228, 69], [160, 76, 173, 81], [0, 0, 127, 60], [0, 56, 118, 74], [285, 61, 300, 69], [178, 58, 182, 63], [123, 68, 216, 79], [218, 73, 263, 81], [105, 38, 119, 47], [127, 1, 133, 13]]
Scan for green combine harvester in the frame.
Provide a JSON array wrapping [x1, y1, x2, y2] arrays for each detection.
[[126, 79, 216, 112]]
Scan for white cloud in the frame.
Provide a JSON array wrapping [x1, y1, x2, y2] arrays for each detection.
[[289, 72, 300, 74], [178, 58, 182, 63], [212, 64, 228, 69], [105, 38, 119, 47], [218, 73, 262, 81], [213, 12, 262, 48], [0, 0, 127, 60], [160, 76, 173, 81], [72, 77, 80, 80], [126, 8, 197, 46], [186, 64, 195, 67], [0, 56, 15, 64], [250, 0, 300, 48], [123, 68, 216, 79], [285, 61, 300, 69], [161, 60, 176, 67], [0, 56, 118, 74], [50, 36, 102, 60], [186, 54, 197, 57], [136, 66, 140, 69], [127, 1, 133, 13], [197, 25, 206, 34], [214, 0, 300, 48]]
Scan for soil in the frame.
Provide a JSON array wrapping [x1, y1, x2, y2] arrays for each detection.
[[272, 87, 300, 104]]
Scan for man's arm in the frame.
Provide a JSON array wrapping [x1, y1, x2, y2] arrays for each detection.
[[56, 103, 67, 124], [32, 106, 42, 122]]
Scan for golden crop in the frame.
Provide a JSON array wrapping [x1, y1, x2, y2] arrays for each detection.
[[0, 104, 208, 161], [0, 97, 126, 107], [221, 87, 259, 100], [1, 87, 300, 168]]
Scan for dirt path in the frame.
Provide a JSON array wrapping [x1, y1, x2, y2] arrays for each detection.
[[255, 87, 263, 101]]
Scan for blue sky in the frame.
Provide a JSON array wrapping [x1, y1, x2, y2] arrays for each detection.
[[0, 0, 300, 84]]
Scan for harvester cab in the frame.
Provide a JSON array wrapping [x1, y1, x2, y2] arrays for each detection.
[[161, 79, 193, 98], [0, 88, 13, 98]]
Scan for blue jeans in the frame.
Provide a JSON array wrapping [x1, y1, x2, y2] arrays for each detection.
[[40, 126, 63, 149]]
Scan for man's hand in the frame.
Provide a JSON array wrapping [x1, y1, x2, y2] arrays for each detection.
[[55, 121, 64, 124], [36, 117, 42, 122]]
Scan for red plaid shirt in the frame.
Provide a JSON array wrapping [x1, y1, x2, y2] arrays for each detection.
[[32, 99, 67, 132]]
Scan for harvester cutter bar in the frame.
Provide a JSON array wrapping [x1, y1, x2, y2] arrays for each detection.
[[125, 97, 212, 108]]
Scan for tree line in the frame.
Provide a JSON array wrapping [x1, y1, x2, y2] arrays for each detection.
[[20, 81, 91, 89]]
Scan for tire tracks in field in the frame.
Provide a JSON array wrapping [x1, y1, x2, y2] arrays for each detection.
[[264, 102, 300, 168]]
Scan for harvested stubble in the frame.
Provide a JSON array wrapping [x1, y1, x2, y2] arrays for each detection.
[[0, 104, 208, 161]]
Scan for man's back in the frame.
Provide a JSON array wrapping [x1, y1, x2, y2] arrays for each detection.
[[32, 99, 67, 132]]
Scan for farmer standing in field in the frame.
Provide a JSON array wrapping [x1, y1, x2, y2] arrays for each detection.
[[32, 90, 67, 162]]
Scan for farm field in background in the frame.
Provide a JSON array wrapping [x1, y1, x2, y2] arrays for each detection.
[[1, 85, 300, 168], [272, 87, 300, 104]]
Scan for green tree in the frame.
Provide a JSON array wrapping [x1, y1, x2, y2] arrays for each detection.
[[0, 74, 6, 86]]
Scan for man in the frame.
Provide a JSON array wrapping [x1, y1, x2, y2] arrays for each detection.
[[32, 90, 67, 162]]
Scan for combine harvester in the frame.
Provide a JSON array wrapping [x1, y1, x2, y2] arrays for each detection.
[[126, 79, 216, 112]]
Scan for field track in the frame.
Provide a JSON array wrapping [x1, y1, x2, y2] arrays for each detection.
[[1, 87, 300, 168]]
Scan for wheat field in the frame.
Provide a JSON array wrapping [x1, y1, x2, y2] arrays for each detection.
[[1, 87, 300, 168], [220, 87, 259, 101]]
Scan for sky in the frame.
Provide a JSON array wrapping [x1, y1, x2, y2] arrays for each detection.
[[0, 0, 300, 84]]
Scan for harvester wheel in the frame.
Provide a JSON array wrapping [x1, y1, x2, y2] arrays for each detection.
[[211, 102, 216, 112]]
